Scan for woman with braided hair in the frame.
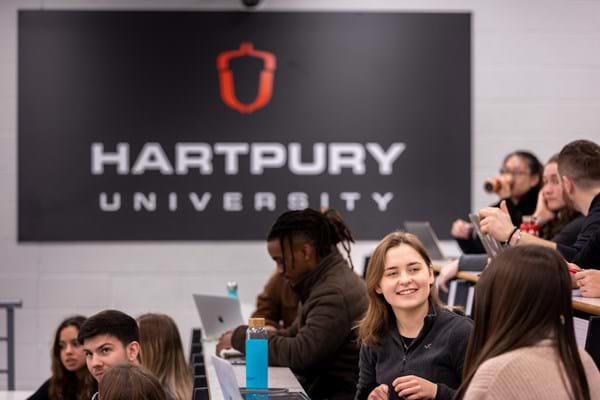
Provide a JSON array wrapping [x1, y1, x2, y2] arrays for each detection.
[[217, 208, 367, 400]]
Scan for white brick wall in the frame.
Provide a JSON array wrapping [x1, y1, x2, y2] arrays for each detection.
[[1, 0, 600, 390]]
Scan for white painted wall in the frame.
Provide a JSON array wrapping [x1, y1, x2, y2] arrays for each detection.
[[1, 0, 599, 390]]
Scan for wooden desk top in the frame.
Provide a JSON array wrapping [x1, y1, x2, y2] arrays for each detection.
[[432, 264, 600, 316]]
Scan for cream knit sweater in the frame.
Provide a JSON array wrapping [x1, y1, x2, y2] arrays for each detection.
[[464, 340, 600, 400]]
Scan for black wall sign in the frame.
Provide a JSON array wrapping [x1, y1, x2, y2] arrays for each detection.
[[18, 11, 471, 241]]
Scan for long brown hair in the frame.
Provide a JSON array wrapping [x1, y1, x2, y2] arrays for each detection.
[[357, 232, 438, 345], [455, 246, 591, 399], [137, 313, 193, 400], [49, 315, 96, 400], [541, 155, 580, 240], [99, 364, 165, 400]]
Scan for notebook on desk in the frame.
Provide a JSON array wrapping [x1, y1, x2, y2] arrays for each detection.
[[211, 356, 310, 400]]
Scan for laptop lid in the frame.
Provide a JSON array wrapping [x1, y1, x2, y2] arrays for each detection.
[[193, 294, 245, 340], [211, 356, 310, 400], [211, 356, 244, 400], [404, 221, 446, 260]]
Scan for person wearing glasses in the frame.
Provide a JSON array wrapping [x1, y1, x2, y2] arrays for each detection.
[[451, 151, 543, 254]]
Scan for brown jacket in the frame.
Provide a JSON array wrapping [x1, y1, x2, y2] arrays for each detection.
[[232, 251, 368, 400], [252, 271, 299, 329]]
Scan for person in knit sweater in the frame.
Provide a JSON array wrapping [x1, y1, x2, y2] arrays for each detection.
[[455, 246, 600, 400]]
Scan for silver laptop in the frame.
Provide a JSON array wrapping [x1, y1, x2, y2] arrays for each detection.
[[192, 294, 245, 340], [211, 356, 310, 400], [404, 221, 448, 261]]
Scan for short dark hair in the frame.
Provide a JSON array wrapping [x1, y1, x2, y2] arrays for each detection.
[[78, 310, 139, 347], [558, 140, 600, 189]]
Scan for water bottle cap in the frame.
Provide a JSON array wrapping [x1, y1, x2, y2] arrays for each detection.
[[248, 317, 266, 327], [227, 281, 238, 290]]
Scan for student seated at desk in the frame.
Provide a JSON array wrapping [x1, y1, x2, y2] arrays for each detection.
[[479, 140, 600, 262], [137, 313, 192, 400], [438, 154, 583, 292], [216, 208, 368, 400], [78, 310, 142, 400], [99, 364, 165, 400], [455, 246, 600, 400], [28, 316, 97, 400], [355, 232, 473, 400], [451, 151, 542, 254]]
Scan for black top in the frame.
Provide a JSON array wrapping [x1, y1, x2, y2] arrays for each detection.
[[399, 335, 414, 350], [557, 193, 600, 261], [28, 377, 97, 400], [28, 379, 50, 400], [354, 304, 473, 400], [456, 186, 540, 254], [573, 228, 600, 268], [550, 214, 585, 246]]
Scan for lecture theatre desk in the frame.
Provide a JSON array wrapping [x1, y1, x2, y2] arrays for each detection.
[[432, 265, 600, 316]]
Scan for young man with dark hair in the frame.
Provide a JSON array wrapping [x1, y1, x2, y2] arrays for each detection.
[[479, 139, 600, 262], [78, 310, 141, 399]]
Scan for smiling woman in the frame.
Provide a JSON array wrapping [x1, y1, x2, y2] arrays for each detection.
[[355, 232, 473, 400], [27, 316, 97, 400]]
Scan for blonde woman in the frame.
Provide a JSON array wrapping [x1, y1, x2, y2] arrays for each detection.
[[137, 314, 193, 400], [355, 232, 472, 400]]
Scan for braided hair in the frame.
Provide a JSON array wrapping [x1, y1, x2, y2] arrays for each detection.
[[267, 208, 355, 271]]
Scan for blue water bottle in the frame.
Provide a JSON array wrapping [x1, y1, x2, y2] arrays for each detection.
[[246, 317, 268, 390]]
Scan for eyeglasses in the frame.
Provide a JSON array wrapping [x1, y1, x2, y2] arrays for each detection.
[[499, 168, 530, 177]]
